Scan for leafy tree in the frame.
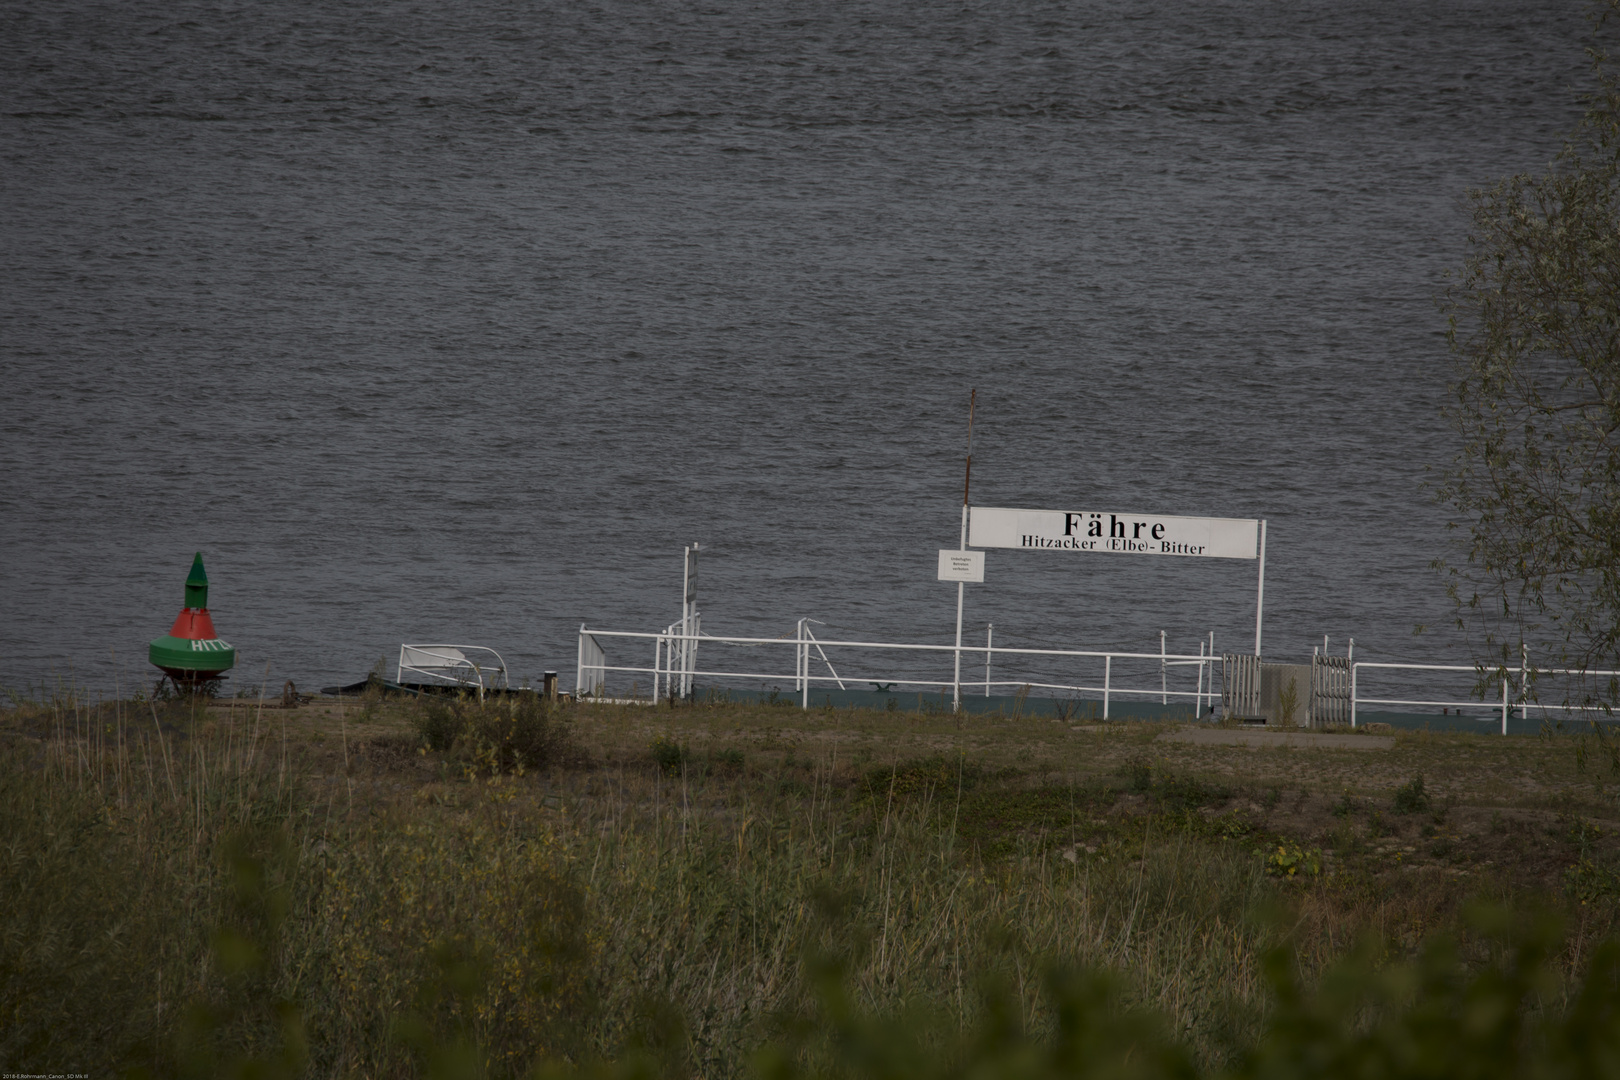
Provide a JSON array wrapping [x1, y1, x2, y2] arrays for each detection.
[[1438, 1, 1620, 708]]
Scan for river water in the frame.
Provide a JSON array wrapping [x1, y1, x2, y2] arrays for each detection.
[[0, 0, 1600, 700]]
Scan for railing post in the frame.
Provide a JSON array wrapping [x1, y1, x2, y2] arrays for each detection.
[[1501, 668, 1509, 735], [1103, 655, 1112, 720], [952, 580, 965, 714], [1350, 662, 1358, 728], [1195, 641, 1205, 718], [652, 635, 661, 704], [1208, 630, 1216, 717], [1521, 643, 1531, 729], [576, 624, 585, 700], [1160, 630, 1167, 705], [801, 618, 809, 710], [985, 623, 993, 697]]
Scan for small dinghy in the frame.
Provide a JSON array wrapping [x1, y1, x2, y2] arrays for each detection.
[[322, 643, 511, 700]]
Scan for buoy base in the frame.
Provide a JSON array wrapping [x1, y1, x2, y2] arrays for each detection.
[[151, 671, 227, 700], [149, 635, 236, 676]]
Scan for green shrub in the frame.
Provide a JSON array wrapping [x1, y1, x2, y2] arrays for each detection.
[[861, 755, 982, 802], [413, 695, 580, 774], [1567, 858, 1620, 904], [1156, 772, 1231, 809], [462, 695, 579, 775], [1122, 754, 1155, 793], [1266, 844, 1322, 879], [414, 698, 466, 751], [1393, 773, 1431, 814], [650, 734, 686, 773], [1277, 677, 1300, 725], [1116, 758, 1228, 808]]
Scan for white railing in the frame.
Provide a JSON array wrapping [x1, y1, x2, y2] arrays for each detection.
[[575, 623, 1218, 718], [577, 627, 606, 699], [575, 622, 1620, 733], [1350, 661, 1620, 733], [660, 612, 701, 700]]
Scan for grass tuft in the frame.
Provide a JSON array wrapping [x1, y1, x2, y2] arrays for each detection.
[[1393, 773, 1432, 814]]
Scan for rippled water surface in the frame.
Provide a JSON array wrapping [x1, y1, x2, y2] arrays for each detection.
[[0, 0, 1599, 695]]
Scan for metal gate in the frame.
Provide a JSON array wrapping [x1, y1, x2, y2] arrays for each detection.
[[1222, 653, 1262, 719], [1311, 654, 1351, 727], [577, 627, 606, 699]]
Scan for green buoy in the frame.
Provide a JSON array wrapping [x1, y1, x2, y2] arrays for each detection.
[[148, 553, 236, 686]]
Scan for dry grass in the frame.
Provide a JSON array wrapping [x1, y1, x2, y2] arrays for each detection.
[[4, 688, 1620, 1076]]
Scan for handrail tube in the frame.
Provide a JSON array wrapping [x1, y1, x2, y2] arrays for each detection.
[[585, 662, 1212, 702], [581, 628, 1212, 663], [1356, 696, 1532, 709], [1356, 662, 1620, 679], [593, 663, 1206, 696]]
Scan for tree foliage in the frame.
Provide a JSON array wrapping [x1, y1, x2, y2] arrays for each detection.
[[1439, 1, 1620, 705]]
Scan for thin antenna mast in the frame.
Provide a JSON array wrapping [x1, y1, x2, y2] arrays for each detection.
[[954, 389, 977, 713], [961, 388, 976, 548]]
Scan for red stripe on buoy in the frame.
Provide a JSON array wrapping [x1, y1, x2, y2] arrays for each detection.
[[168, 608, 219, 640]]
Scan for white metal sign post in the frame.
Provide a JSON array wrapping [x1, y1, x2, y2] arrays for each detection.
[[1255, 520, 1266, 656], [939, 546, 985, 711], [968, 506, 1268, 655], [680, 542, 699, 699], [945, 391, 981, 713]]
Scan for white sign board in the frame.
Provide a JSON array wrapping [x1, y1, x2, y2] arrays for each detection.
[[968, 506, 1259, 560], [938, 549, 986, 582]]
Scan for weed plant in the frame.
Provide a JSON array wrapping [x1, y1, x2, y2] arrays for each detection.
[[649, 733, 687, 773], [1393, 774, 1432, 815], [412, 692, 579, 774]]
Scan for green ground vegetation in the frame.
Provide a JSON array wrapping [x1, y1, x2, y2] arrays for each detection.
[[6, 688, 1620, 1077]]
